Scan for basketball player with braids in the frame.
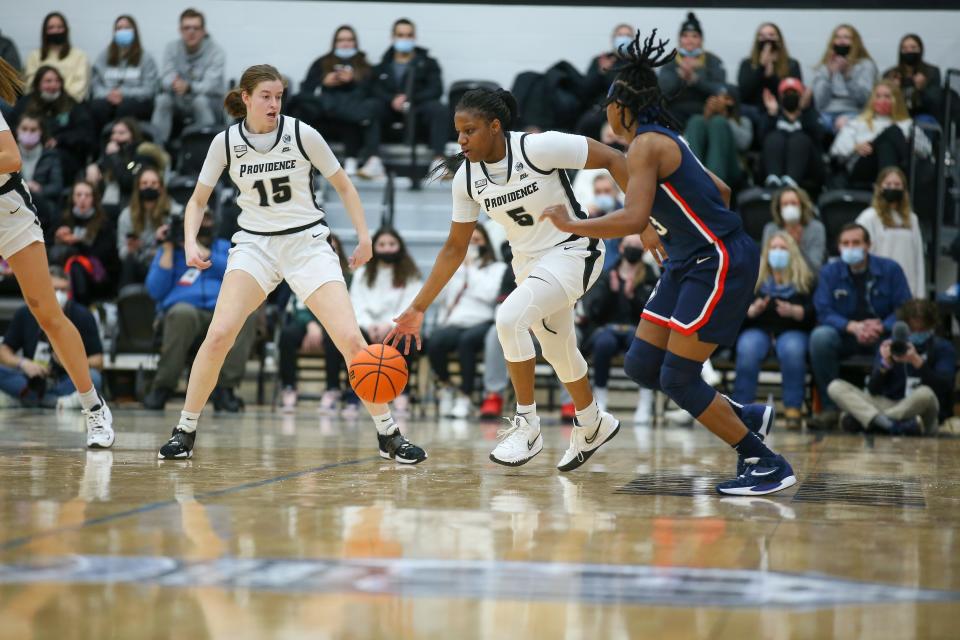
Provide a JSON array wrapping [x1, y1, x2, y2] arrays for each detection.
[[156, 64, 425, 464], [389, 88, 632, 470], [0, 59, 115, 448], [541, 31, 796, 495]]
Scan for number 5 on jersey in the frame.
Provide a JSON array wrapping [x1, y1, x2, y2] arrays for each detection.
[[506, 206, 534, 227], [252, 176, 292, 207]]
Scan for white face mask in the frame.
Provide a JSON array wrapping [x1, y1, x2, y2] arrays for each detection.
[[781, 204, 802, 223], [465, 244, 481, 263], [55, 290, 69, 308]]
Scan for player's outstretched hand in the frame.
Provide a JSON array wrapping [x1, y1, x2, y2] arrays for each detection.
[[539, 204, 576, 233], [349, 238, 372, 270], [641, 224, 667, 266], [386, 307, 424, 355], [185, 241, 212, 270]]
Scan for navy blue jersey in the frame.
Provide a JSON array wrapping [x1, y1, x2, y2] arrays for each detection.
[[637, 124, 743, 262]]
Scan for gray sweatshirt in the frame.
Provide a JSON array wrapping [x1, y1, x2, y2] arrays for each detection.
[[812, 58, 878, 116], [91, 49, 159, 100], [159, 36, 225, 98]]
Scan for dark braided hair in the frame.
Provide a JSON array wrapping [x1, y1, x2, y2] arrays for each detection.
[[430, 87, 518, 180], [606, 29, 683, 133]]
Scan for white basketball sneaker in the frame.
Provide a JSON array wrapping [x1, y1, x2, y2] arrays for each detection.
[[490, 415, 542, 466], [84, 400, 115, 449], [557, 411, 620, 472]]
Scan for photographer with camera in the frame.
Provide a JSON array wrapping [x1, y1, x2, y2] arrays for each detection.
[[117, 167, 183, 287], [828, 300, 955, 435], [142, 209, 256, 413]]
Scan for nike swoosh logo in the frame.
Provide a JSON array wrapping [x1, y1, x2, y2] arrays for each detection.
[[9, 205, 20, 215], [527, 438, 538, 450], [311, 232, 324, 238], [583, 424, 601, 445], [696, 256, 711, 264], [750, 468, 777, 477]]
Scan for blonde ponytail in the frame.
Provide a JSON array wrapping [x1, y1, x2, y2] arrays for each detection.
[[0, 58, 24, 105]]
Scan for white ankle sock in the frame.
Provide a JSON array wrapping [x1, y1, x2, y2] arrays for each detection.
[[178, 411, 200, 433], [575, 400, 600, 428], [78, 387, 100, 411], [373, 412, 398, 436], [517, 402, 539, 429]]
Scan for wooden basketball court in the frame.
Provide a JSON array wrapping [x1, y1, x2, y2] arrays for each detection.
[[1, 407, 958, 639]]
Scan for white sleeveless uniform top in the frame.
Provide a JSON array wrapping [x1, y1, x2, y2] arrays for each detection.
[[452, 130, 597, 281], [198, 115, 340, 234]]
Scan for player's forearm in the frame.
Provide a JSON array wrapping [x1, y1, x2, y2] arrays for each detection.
[[183, 199, 205, 245], [410, 243, 468, 312], [565, 206, 650, 239]]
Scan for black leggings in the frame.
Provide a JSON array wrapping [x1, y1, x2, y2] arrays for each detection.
[[278, 320, 346, 391], [850, 125, 909, 186], [762, 129, 824, 185], [426, 322, 492, 395]]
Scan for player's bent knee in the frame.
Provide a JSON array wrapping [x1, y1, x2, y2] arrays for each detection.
[[624, 338, 665, 390], [204, 325, 238, 354], [660, 352, 715, 418]]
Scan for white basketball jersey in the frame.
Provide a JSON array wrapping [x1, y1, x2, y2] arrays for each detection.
[[224, 116, 324, 234]]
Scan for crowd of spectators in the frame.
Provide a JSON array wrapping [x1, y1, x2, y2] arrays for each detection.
[[0, 8, 956, 433]]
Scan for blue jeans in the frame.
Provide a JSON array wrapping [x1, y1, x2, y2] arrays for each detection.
[[589, 326, 634, 388], [809, 325, 876, 411], [0, 365, 103, 403], [733, 328, 809, 409]]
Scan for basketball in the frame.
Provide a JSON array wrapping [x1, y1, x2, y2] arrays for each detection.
[[349, 344, 408, 403]]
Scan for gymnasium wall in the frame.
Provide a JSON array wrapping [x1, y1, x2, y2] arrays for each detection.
[[4, 2, 959, 95]]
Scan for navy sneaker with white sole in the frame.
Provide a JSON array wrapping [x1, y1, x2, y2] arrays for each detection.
[[717, 454, 797, 496]]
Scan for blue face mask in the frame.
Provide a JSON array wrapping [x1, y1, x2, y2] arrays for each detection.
[[767, 247, 790, 271], [393, 38, 415, 54], [840, 246, 865, 266], [594, 193, 617, 213], [613, 35, 632, 54], [679, 47, 703, 57], [114, 28, 135, 47], [334, 47, 357, 59], [908, 331, 932, 347]]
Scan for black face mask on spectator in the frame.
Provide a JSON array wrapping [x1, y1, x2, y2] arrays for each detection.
[[833, 43, 851, 57], [622, 247, 644, 264], [882, 188, 904, 204], [139, 188, 160, 202], [900, 51, 921, 67], [781, 91, 801, 112], [376, 251, 401, 264], [759, 39, 779, 51], [47, 32, 67, 45]]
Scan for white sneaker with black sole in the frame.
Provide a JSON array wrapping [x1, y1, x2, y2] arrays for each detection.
[[84, 401, 115, 449], [490, 415, 542, 466], [557, 411, 620, 472]]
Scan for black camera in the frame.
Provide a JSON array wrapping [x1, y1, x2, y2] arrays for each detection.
[[890, 321, 910, 358], [166, 211, 185, 247]]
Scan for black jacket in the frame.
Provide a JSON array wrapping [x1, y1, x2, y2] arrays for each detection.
[[584, 262, 657, 328], [737, 57, 803, 108], [758, 105, 823, 142], [867, 336, 956, 420], [370, 46, 443, 106], [27, 147, 64, 203], [299, 52, 374, 97], [741, 288, 816, 337], [582, 55, 619, 107]]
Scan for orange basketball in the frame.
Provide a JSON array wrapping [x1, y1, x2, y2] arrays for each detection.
[[349, 344, 408, 403]]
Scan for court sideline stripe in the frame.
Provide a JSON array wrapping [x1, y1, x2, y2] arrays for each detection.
[[0, 456, 378, 552]]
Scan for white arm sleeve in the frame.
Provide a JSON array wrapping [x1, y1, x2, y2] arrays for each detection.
[[298, 122, 341, 178], [451, 163, 481, 223], [197, 132, 226, 187], [522, 131, 589, 171]]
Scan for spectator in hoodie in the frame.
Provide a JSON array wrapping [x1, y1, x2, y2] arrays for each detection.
[[576, 23, 635, 140], [882, 34, 942, 124], [812, 24, 878, 134], [759, 77, 824, 192], [365, 18, 447, 178], [428, 225, 506, 419], [24, 12, 90, 101], [151, 8, 225, 145], [142, 210, 256, 412], [89, 15, 159, 136], [14, 114, 62, 233], [658, 12, 728, 128]]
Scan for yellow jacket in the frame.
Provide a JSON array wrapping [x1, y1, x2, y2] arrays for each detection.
[[24, 46, 90, 101]]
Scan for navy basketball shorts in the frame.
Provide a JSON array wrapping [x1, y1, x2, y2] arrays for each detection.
[[640, 230, 760, 346]]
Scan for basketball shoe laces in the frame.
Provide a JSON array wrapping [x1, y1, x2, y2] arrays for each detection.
[[565, 428, 586, 464], [496, 416, 525, 441], [83, 404, 108, 434]]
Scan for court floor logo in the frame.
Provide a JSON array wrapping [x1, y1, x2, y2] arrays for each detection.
[[0, 556, 957, 608]]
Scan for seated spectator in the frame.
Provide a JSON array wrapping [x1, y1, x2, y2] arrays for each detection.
[[279, 235, 359, 415], [89, 15, 159, 136], [428, 225, 506, 418], [576, 23, 634, 140], [350, 227, 423, 414], [830, 80, 931, 187], [143, 210, 255, 412], [738, 22, 802, 129], [761, 186, 826, 269], [0, 267, 103, 408], [86, 118, 168, 209], [585, 174, 626, 270], [24, 12, 90, 101], [882, 34, 942, 124], [760, 77, 824, 192], [583, 234, 658, 422], [828, 299, 954, 435], [287, 26, 378, 177], [808, 223, 912, 430], [684, 87, 752, 186], [658, 12, 727, 128], [812, 24, 878, 134], [117, 167, 183, 287], [14, 114, 63, 233], [151, 8, 225, 145], [856, 167, 925, 298], [366, 18, 448, 178], [733, 232, 816, 429], [50, 181, 120, 304], [14, 65, 94, 183]]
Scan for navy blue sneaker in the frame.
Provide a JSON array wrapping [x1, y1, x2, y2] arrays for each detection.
[[717, 454, 797, 496], [890, 417, 922, 437], [737, 404, 776, 476]]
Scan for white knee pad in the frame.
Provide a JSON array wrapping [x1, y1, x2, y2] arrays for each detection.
[[495, 286, 538, 362], [531, 310, 588, 383]]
